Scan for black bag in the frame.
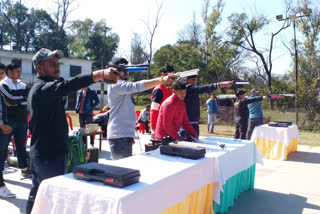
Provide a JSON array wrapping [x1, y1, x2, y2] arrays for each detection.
[[86, 147, 99, 163], [73, 162, 141, 188], [160, 144, 206, 160], [268, 121, 292, 127]]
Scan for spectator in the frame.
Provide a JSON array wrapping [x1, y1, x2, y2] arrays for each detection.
[[75, 87, 99, 146], [155, 80, 197, 141], [26, 48, 120, 213], [184, 75, 233, 136], [0, 63, 31, 177], [234, 90, 268, 140], [246, 89, 264, 140], [138, 104, 151, 133], [107, 58, 176, 160], [0, 63, 14, 198], [150, 65, 175, 139], [92, 106, 110, 138], [206, 93, 219, 133]]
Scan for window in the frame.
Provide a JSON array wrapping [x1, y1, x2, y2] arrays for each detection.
[[70, 65, 81, 77]]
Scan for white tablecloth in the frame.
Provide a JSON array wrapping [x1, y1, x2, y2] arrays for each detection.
[[250, 124, 300, 146], [31, 137, 262, 214], [179, 137, 263, 203], [31, 151, 217, 214]]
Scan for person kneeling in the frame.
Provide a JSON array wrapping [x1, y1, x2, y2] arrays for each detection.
[[155, 80, 197, 141]]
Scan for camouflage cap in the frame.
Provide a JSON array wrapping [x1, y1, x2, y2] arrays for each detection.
[[32, 48, 64, 69]]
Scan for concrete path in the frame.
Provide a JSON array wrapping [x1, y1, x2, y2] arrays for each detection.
[[1, 132, 320, 214]]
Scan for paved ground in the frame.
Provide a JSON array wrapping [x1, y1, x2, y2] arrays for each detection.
[[1, 130, 320, 214]]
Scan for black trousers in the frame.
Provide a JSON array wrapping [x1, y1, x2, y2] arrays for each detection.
[[26, 154, 66, 214], [234, 122, 248, 140]]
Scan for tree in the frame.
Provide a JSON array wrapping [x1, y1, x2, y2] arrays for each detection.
[[177, 12, 202, 48], [152, 42, 204, 77], [0, 0, 31, 51], [130, 33, 148, 81], [141, 1, 164, 79], [227, 10, 291, 97], [70, 19, 119, 109]]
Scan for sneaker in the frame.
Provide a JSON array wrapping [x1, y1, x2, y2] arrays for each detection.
[[21, 167, 32, 178], [0, 186, 16, 198]]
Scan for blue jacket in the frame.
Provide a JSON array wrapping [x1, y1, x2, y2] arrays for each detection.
[[206, 99, 219, 114], [184, 83, 219, 123], [75, 88, 100, 114], [248, 95, 263, 119]]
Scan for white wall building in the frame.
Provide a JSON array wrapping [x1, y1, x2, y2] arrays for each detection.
[[0, 49, 106, 109]]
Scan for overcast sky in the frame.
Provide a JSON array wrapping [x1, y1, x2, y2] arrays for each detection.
[[23, 0, 304, 75]]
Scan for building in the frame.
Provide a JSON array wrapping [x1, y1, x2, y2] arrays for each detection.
[[0, 49, 106, 109]]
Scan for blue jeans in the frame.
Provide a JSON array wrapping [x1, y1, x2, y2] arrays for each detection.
[[8, 119, 28, 168], [0, 133, 12, 171], [207, 113, 217, 132], [246, 117, 264, 140], [108, 138, 133, 160], [26, 154, 66, 214]]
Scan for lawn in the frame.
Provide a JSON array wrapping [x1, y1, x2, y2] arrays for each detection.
[[66, 108, 320, 147]]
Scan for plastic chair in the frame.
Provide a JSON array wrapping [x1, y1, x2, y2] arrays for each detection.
[[139, 122, 146, 134], [135, 111, 141, 130], [66, 114, 73, 131]]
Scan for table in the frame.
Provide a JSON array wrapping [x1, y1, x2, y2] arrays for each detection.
[[250, 124, 299, 160], [31, 150, 218, 214], [179, 137, 263, 213], [81, 130, 104, 150], [31, 137, 262, 214]]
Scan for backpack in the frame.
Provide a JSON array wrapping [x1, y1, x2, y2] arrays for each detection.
[[67, 132, 88, 173]]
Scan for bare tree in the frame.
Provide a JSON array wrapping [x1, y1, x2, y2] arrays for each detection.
[[53, 0, 77, 33], [141, 0, 164, 79], [177, 12, 202, 47], [228, 3, 292, 96]]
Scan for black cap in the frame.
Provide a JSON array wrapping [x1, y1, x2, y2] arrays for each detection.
[[236, 90, 247, 97]]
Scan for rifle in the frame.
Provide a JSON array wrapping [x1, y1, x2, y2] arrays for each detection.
[[268, 94, 294, 99], [115, 64, 149, 73], [175, 69, 199, 78]]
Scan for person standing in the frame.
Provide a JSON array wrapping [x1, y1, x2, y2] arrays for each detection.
[[0, 63, 14, 198], [138, 104, 151, 133], [184, 75, 233, 136], [234, 90, 268, 140], [150, 65, 175, 138], [0, 63, 31, 177], [75, 87, 99, 146], [246, 89, 264, 140], [26, 48, 120, 213], [206, 93, 219, 133], [107, 59, 176, 160]]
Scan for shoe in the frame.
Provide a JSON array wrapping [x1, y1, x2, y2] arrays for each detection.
[[0, 186, 16, 198], [21, 167, 32, 178]]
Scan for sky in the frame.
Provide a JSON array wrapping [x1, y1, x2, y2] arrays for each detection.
[[23, 0, 303, 75]]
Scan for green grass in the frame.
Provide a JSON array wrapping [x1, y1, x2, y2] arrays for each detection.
[[66, 108, 320, 147]]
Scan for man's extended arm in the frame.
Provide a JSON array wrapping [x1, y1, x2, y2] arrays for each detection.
[[188, 81, 233, 94]]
